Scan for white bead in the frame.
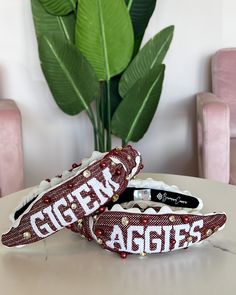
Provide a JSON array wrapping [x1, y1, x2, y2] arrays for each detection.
[[187, 236, 193, 242], [23, 232, 31, 239], [206, 229, 213, 236], [83, 170, 91, 178], [71, 203, 77, 210], [121, 216, 129, 226], [77, 219, 83, 228], [97, 238, 103, 244], [169, 215, 176, 222], [112, 194, 119, 202], [140, 252, 147, 257]]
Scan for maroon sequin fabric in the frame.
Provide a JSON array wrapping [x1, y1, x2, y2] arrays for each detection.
[[2, 146, 142, 247], [72, 210, 227, 254]]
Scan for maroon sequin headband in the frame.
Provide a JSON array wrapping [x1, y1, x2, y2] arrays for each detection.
[[1, 146, 143, 247], [68, 178, 227, 258]]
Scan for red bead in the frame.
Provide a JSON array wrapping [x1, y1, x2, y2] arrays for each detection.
[[100, 162, 107, 168], [67, 183, 73, 189], [170, 239, 176, 246], [140, 217, 148, 225], [116, 169, 122, 175], [43, 196, 52, 204], [72, 163, 79, 169], [99, 206, 106, 214], [182, 216, 190, 224], [126, 145, 132, 148], [91, 193, 96, 198], [120, 252, 127, 259], [140, 164, 144, 170], [95, 229, 103, 237], [45, 178, 51, 182], [66, 224, 73, 229], [87, 237, 93, 242]]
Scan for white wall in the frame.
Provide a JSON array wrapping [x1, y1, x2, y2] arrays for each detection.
[[0, 0, 236, 187]]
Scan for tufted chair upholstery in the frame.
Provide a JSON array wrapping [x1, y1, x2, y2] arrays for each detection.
[[197, 48, 236, 184], [0, 99, 24, 196]]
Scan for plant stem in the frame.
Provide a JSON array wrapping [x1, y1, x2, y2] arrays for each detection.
[[122, 139, 126, 147], [96, 99, 101, 151], [93, 126, 98, 150], [86, 107, 98, 150], [106, 79, 111, 151], [100, 81, 107, 152], [96, 82, 104, 151]]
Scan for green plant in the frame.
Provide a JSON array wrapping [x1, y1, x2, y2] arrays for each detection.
[[31, 0, 174, 152]]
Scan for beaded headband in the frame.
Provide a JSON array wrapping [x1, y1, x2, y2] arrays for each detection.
[[1, 146, 142, 247], [69, 178, 227, 258]]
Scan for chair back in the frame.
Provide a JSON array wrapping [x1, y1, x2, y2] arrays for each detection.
[[212, 48, 236, 137]]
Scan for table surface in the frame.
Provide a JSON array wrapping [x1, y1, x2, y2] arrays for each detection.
[[0, 173, 236, 295]]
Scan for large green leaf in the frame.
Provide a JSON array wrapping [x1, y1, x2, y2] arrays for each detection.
[[125, 0, 157, 53], [75, 0, 134, 81], [112, 64, 165, 143], [31, 0, 75, 43], [119, 26, 174, 97], [38, 34, 99, 115], [100, 0, 160, 128], [39, 0, 77, 15]]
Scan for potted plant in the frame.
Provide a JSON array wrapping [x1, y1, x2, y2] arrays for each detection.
[[31, 0, 174, 152]]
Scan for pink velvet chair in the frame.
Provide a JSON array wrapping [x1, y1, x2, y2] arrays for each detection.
[[0, 99, 24, 197], [197, 48, 236, 184]]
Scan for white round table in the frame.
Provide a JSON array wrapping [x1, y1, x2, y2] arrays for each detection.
[[0, 173, 235, 295]]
